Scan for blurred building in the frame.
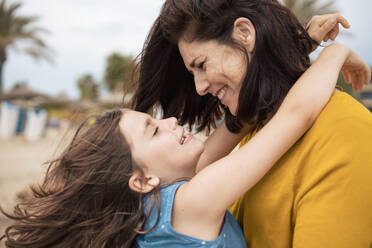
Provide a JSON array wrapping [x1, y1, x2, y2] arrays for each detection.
[[0, 83, 50, 107], [0, 83, 51, 141]]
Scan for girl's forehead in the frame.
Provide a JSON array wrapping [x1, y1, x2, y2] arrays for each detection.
[[119, 111, 148, 146], [120, 110, 160, 152]]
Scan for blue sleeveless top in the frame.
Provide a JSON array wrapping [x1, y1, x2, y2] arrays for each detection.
[[135, 181, 247, 247]]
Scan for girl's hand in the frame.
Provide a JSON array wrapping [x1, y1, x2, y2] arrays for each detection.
[[341, 49, 371, 91], [306, 14, 350, 50]]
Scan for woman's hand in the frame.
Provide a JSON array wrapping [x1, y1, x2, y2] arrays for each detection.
[[341, 49, 371, 91], [306, 14, 350, 50]]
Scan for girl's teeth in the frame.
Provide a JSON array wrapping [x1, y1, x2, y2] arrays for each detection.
[[184, 134, 193, 144], [180, 134, 190, 145]]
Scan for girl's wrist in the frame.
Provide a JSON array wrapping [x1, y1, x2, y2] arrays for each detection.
[[321, 44, 350, 59], [317, 43, 350, 68]]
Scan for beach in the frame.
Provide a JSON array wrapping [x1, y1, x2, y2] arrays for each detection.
[[0, 128, 69, 247]]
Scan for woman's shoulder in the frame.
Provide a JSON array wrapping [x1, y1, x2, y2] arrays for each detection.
[[239, 90, 372, 154], [239, 91, 372, 146], [320, 91, 371, 120], [310, 91, 372, 133]]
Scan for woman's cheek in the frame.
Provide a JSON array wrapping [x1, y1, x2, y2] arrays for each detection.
[[228, 93, 239, 115]]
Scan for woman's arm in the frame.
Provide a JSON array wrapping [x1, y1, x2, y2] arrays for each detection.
[[175, 44, 370, 230]]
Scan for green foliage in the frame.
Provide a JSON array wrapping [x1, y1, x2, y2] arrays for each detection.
[[103, 52, 135, 92], [336, 73, 351, 94], [336, 72, 364, 102], [283, 0, 337, 24], [77, 74, 99, 100]]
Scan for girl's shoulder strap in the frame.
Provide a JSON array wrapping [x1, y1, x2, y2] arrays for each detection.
[[144, 180, 187, 227], [159, 180, 187, 222]]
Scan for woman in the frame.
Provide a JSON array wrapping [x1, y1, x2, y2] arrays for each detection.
[[131, 0, 372, 247]]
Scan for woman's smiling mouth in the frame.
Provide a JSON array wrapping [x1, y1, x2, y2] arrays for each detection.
[[216, 85, 228, 103]]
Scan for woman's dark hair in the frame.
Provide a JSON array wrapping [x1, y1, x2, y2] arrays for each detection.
[[132, 0, 316, 133], [0, 109, 148, 248]]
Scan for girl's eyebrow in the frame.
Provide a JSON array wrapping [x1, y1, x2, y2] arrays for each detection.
[[143, 117, 155, 136]]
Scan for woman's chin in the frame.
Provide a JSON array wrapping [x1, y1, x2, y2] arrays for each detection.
[[228, 105, 238, 116]]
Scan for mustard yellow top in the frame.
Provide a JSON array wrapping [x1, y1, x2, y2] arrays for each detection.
[[229, 91, 372, 247]]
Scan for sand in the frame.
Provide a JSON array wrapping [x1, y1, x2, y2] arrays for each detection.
[[0, 128, 69, 247]]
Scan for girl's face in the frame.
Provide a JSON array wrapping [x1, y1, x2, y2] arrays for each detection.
[[119, 110, 204, 184], [178, 39, 247, 115]]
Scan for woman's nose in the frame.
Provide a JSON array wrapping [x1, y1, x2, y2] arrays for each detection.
[[194, 73, 210, 96]]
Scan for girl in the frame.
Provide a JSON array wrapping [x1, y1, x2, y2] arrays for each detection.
[[1, 44, 369, 247]]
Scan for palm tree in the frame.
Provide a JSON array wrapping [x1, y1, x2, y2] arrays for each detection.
[[104, 52, 135, 93], [77, 74, 99, 100], [0, 0, 52, 95], [283, 0, 337, 24]]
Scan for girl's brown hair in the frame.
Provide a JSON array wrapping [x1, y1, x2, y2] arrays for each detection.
[[1, 109, 146, 248], [132, 0, 316, 133]]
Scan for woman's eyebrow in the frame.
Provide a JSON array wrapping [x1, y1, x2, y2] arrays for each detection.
[[190, 56, 201, 68]]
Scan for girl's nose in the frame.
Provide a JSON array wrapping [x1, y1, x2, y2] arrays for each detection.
[[194, 73, 210, 96], [168, 117, 178, 130], [161, 117, 178, 130]]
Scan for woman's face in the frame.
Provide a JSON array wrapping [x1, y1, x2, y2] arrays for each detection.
[[178, 38, 247, 115], [119, 110, 204, 183]]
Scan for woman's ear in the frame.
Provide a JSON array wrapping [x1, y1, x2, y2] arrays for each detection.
[[232, 17, 256, 53], [129, 171, 160, 193]]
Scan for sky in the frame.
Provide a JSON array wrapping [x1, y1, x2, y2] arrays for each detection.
[[4, 0, 372, 99]]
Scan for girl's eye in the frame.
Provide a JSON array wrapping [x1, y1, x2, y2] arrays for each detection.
[[198, 61, 205, 70], [153, 127, 158, 136]]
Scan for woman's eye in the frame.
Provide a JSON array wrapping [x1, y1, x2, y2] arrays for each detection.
[[153, 127, 158, 136]]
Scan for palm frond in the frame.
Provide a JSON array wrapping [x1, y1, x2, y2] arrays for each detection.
[[23, 47, 53, 63], [0, 0, 52, 62], [10, 16, 40, 33], [4, 1, 22, 17], [18, 33, 47, 48]]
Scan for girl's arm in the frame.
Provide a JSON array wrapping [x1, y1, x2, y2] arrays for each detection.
[[195, 121, 250, 173], [173, 44, 370, 238], [306, 13, 350, 50]]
